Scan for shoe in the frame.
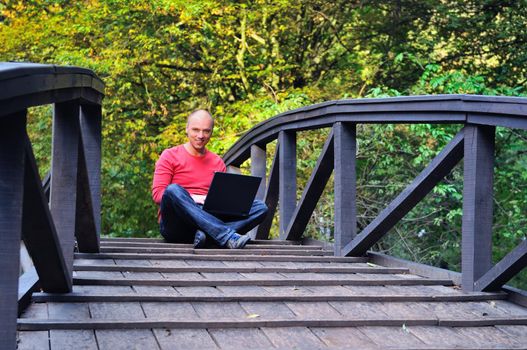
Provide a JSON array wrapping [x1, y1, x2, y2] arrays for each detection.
[[226, 233, 251, 249], [193, 230, 207, 249]]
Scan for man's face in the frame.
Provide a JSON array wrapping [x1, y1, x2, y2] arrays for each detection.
[[186, 112, 213, 153]]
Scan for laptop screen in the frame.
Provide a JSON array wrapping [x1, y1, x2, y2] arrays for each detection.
[[202, 172, 262, 217]]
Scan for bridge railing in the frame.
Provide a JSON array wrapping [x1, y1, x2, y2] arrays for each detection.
[[0, 62, 104, 345], [223, 95, 527, 294]]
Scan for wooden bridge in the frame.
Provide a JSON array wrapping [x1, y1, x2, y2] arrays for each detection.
[[3, 63, 527, 349]]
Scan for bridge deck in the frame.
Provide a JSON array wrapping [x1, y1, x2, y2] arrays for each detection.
[[17, 238, 527, 349]]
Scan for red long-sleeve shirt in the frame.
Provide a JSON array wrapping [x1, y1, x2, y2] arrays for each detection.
[[152, 145, 226, 220]]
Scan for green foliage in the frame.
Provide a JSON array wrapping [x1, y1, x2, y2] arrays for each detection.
[[2, 0, 527, 287]]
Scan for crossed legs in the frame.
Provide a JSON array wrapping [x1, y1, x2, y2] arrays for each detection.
[[159, 184, 268, 246]]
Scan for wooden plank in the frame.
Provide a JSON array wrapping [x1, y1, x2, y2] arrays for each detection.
[[73, 263, 409, 274], [96, 329, 160, 350], [72, 285, 135, 295], [49, 330, 97, 349], [285, 301, 342, 319], [16, 331, 50, 350], [408, 326, 473, 348], [16, 317, 469, 331], [262, 327, 327, 348], [74, 252, 368, 263], [192, 301, 248, 319], [358, 326, 426, 348], [89, 302, 145, 320], [175, 286, 224, 297], [50, 100, 81, 278], [209, 328, 273, 349], [333, 122, 357, 256], [240, 301, 296, 319], [71, 276, 453, 287], [75, 104, 102, 253], [367, 251, 463, 286], [311, 327, 377, 348], [32, 291, 505, 303], [278, 130, 296, 239], [0, 111, 26, 350], [250, 144, 266, 200], [475, 239, 527, 292], [153, 328, 218, 350], [47, 302, 90, 320], [100, 237, 297, 245], [462, 124, 495, 292], [454, 326, 522, 348], [22, 137, 71, 292], [142, 302, 199, 320], [19, 303, 48, 319], [284, 129, 334, 241], [496, 325, 527, 344], [217, 285, 270, 297], [343, 130, 464, 256], [100, 241, 309, 250], [18, 267, 40, 315], [99, 246, 329, 256]]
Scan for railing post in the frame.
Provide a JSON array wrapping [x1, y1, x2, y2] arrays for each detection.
[[50, 100, 81, 279], [462, 124, 495, 292], [249, 144, 266, 238], [334, 122, 357, 256], [278, 131, 296, 240], [0, 111, 26, 349], [75, 104, 102, 253]]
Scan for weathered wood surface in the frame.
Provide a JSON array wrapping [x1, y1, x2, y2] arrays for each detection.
[[22, 136, 71, 293], [343, 129, 464, 257], [222, 95, 527, 167], [333, 122, 357, 256], [1, 111, 26, 349], [462, 124, 495, 292], [75, 104, 102, 253], [278, 131, 296, 239], [284, 129, 334, 241], [50, 100, 81, 284], [17, 238, 527, 349]]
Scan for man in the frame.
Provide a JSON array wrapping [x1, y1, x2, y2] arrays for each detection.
[[152, 109, 268, 249]]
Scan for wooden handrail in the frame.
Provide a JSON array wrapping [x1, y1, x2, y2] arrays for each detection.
[[0, 62, 104, 348], [223, 94, 527, 295]]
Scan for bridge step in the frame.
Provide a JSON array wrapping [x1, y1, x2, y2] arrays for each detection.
[[33, 291, 507, 303], [75, 252, 367, 262], [18, 237, 527, 349], [18, 316, 527, 331]]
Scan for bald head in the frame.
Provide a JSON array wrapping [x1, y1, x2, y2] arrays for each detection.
[[187, 109, 214, 129]]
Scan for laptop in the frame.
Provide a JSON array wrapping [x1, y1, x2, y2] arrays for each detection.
[[203, 172, 262, 217]]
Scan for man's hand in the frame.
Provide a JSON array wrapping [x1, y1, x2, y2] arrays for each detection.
[[191, 194, 207, 204]]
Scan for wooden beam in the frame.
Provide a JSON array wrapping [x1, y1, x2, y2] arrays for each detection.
[[255, 143, 279, 239], [334, 122, 357, 256], [343, 129, 465, 257], [50, 100, 81, 277], [75, 104, 102, 253], [278, 131, 296, 239], [250, 144, 266, 200], [462, 124, 495, 292], [475, 239, 527, 292], [75, 252, 368, 263], [248, 144, 267, 238], [0, 111, 25, 349], [18, 267, 39, 316], [22, 136, 71, 292], [284, 130, 334, 241]]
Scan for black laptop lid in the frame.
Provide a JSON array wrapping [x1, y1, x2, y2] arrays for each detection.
[[203, 172, 262, 217]]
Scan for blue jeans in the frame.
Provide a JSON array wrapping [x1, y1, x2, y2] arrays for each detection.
[[159, 184, 268, 245]]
